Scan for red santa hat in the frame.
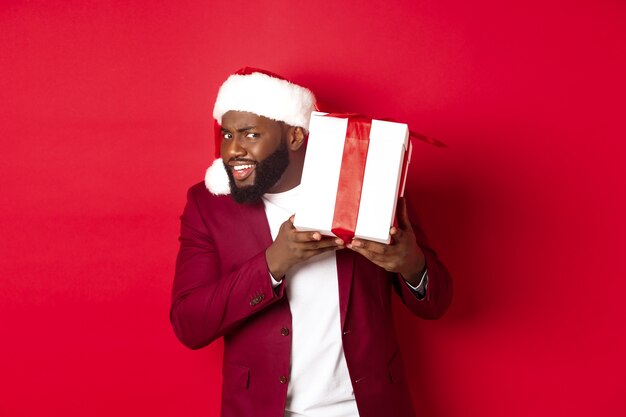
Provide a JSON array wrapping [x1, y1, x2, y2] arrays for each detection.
[[205, 67, 317, 195]]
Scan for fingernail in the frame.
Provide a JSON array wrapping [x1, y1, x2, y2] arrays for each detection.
[[335, 238, 344, 245]]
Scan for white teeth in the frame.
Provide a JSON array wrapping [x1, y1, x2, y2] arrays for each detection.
[[233, 164, 254, 171]]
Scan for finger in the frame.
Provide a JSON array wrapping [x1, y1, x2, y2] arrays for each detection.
[[281, 217, 297, 233], [280, 219, 319, 242], [389, 226, 405, 239], [294, 236, 345, 251], [288, 228, 321, 242], [349, 238, 389, 255], [300, 244, 344, 260], [396, 197, 412, 230], [348, 244, 388, 266], [351, 243, 407, 272]]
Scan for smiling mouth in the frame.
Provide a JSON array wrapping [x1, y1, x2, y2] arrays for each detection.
[[229, 163, 256, 181]]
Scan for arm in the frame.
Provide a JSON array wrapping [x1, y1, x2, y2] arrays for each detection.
[[170, 188, 285, 350], [170, 187, 344, 350], [395, 197, 453, 319], [348, 197, 453, 319]]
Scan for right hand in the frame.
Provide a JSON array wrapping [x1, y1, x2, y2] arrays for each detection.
[[265, 216, 344, 279]]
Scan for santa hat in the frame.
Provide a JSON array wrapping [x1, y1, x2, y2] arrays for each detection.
[[205, 67, 316, 195]]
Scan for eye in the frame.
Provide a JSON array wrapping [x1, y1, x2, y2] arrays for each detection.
[[246, 132, 260, 139], [222, 132, 233, 140]]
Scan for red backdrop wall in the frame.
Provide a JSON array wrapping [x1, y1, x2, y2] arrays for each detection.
[[1, 0, 625, 416]]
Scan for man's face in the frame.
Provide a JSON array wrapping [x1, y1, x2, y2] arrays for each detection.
[[220, 111, 290, 204]]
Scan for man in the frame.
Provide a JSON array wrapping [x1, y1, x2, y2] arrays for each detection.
[[170, 68, 452, 417]]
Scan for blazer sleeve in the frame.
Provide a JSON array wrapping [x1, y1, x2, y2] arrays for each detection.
[[170, 187, 285, 350], [393, 198, 453, 320]]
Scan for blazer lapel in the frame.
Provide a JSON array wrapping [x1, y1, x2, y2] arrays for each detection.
[[336, 249, 355, 329], [237, 201, 274, 250]]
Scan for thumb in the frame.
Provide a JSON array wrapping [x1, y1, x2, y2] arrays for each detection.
[[281, 215, 296, 231], [396, 197, 412, 230]]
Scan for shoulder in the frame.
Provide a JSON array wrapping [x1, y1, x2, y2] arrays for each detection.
[[181, 182, 268, 247], [187, 181, 212, 198], [183, 181, 264, 223], [181, 182, 240, 225], [186, 181, 233, 209]]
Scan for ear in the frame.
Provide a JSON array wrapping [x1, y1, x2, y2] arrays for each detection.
[[287, 126, 306, 151]]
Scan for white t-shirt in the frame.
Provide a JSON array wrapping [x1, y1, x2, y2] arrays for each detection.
[[263, 187, 359, 417]]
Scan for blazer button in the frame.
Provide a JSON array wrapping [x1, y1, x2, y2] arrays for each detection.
[[249, 293, 265, 306], [279, 375, 288, 384], [280, 327, 290, 336]]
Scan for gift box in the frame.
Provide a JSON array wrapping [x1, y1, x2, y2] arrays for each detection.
[[294, 112, 412, 244]]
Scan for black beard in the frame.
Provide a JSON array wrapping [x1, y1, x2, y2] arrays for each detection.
[[225, 141, 289, 204]]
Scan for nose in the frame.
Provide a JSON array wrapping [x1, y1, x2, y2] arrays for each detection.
[[221, 137, 246, 160]]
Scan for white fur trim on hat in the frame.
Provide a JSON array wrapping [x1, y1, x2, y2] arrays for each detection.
[[205, 158, 231, 195], [212, 72, 316, 130]]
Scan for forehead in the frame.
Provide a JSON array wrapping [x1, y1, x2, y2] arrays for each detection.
[[221, 111, 280, 130]]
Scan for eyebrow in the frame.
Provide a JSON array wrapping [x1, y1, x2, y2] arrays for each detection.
[[222, 126, 256, 133]]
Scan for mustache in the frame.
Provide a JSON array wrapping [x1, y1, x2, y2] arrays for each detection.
[[226, 158, 257, 164]]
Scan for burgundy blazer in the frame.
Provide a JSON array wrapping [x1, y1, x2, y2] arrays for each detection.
[[170, 182, 452, 417]]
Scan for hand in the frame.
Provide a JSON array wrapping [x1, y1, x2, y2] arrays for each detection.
[[347, 198, 425, 285], [266, 216, 344, 279]]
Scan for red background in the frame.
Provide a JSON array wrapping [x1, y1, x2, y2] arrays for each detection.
[[1, 0, 625, 416]]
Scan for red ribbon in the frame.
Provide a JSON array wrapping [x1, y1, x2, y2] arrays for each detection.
[[408, 130, 447, 148], [329, 115, 372, 243]]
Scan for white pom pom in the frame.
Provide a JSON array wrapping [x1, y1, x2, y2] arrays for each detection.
[[204, 158, 231, 195]]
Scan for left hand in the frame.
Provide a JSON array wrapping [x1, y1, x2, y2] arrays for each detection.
[[347, 197, 426, 285]]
